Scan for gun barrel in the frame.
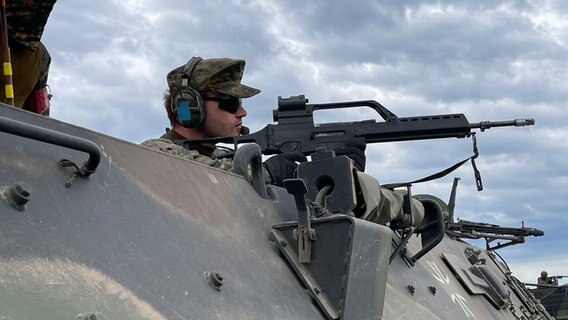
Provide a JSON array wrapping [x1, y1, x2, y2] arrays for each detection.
[[470, 118, 535, 131]]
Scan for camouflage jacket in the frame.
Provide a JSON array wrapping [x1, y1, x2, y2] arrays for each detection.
[[140, 130, 235, 172], [6, 0, 57, 51]]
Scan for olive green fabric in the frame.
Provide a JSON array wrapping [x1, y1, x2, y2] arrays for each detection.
[[0, 43, 50, 108], [356, 172, 425, 227], [1, 0, 54, 108]]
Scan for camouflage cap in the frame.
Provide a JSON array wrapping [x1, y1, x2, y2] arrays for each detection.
[[167, 57, 260, 98]]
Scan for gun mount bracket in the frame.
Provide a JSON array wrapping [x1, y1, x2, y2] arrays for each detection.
[[271, 215, 391, 320], [297, 155, 357, 215], [284, 178, 315, 263], [389, 226, 415, 265]]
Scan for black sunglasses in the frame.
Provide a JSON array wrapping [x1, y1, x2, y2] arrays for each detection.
[[204, 97, 242, 114]]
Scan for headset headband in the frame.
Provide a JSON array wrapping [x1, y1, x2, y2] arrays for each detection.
[[180, 56, 203, 87]]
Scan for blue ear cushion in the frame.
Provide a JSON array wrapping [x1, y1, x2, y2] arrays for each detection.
[[176, 100, 192, 122]]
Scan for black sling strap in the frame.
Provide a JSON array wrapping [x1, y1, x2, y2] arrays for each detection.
[[383, 134, 483, 191]]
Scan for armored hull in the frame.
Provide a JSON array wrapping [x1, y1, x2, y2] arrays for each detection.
[[0, 105, 552, 319], [530, 285, 568, 319]]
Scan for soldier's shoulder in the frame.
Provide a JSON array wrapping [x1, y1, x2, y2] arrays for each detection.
[[140, 138, 199, 160], [211, 147, 234, 158], [140, 137, 171, 148]]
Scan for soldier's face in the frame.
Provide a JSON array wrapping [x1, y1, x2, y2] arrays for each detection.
[[202, 98, 247, 137]]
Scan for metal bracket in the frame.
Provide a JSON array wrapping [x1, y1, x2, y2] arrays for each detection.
[[283, 178, 316, 263], [389, 226, 415, 264], [233, 143, 268, 199]]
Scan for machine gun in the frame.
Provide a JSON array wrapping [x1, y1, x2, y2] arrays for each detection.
[[183, 94, 535, 156], [445, 219, 544, 251], [184, 95, 534, 191]]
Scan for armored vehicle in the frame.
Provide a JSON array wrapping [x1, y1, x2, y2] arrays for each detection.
[[529, 282, 568, 319], [0, 95, 554, 319]]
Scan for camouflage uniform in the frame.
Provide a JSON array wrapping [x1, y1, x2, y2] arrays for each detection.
[[356, 172, 425, 226], [1, 0, 56, 109], [141, 130, 235, 172]]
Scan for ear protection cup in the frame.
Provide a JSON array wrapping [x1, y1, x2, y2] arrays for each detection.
[[171, 85, 205, 128], [170, 57, 205, 128]]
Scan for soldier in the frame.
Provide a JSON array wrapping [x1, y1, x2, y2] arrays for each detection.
[[538, 271, 558, 285], [140, 57, 312, 185], [142, 56, 424, 227], [0, 0, 56, 114]]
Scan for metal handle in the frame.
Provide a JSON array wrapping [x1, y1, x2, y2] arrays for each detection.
[[0, 115, 101, 175], [233, 143, 267, 199]]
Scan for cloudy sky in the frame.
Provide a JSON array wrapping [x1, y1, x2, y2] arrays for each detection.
[[40, 0, 567, 285]]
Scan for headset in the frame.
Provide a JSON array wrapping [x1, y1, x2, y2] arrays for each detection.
[[170, 56, 205, 128]]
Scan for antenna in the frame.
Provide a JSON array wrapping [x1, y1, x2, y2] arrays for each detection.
[[447, 177, 460, 223]]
